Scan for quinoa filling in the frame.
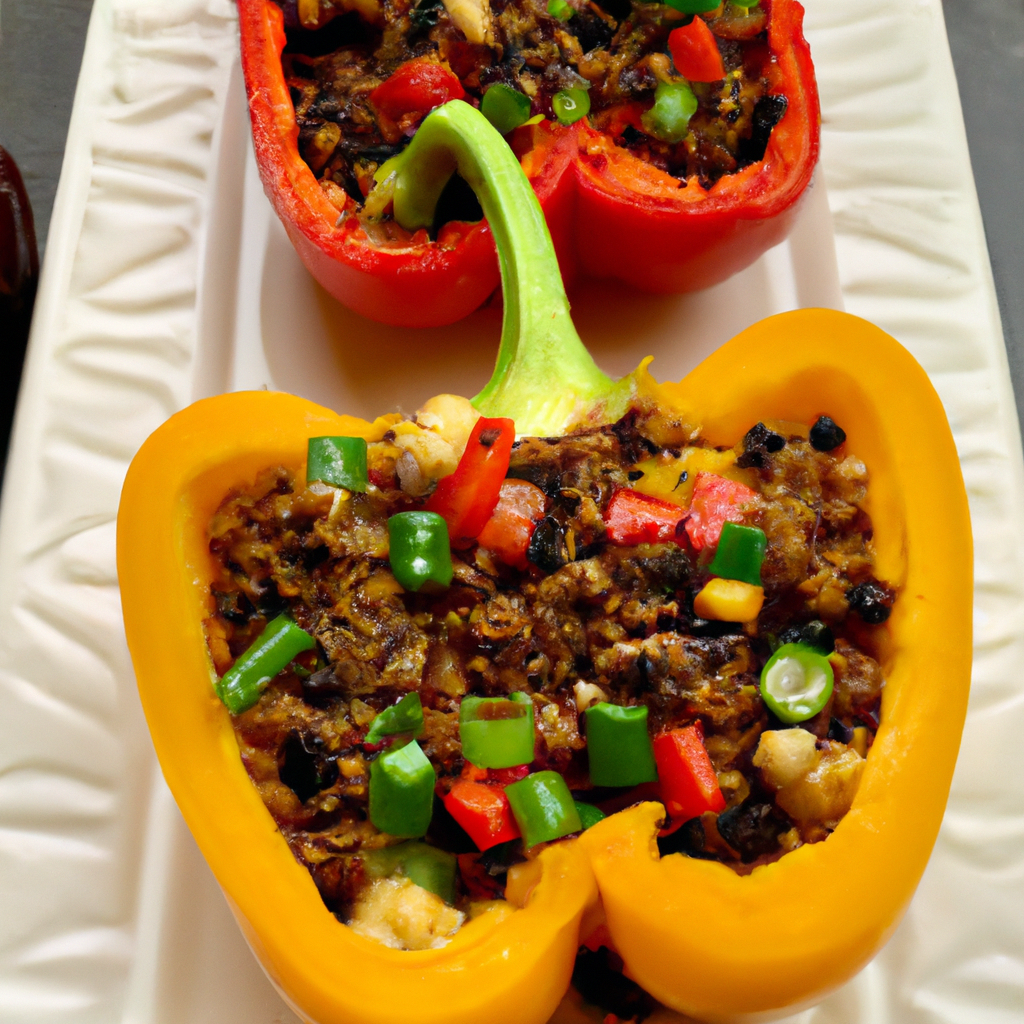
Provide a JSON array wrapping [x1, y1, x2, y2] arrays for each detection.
[[278, 0, 785, 226], [204, 397, 892, 955]]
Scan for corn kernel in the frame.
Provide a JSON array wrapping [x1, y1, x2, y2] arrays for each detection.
[[851, 726, 869, 758], [693, 578, 764, 622]]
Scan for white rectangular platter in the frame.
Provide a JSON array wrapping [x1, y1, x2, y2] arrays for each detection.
[[1, 0, 1023, 1021]]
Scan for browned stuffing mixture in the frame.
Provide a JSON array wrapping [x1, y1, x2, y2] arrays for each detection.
[[204, 400, 892, 943], [278, 0, 785, 215]]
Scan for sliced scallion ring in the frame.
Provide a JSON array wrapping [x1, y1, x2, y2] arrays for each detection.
[[760, 643, 834, 723]]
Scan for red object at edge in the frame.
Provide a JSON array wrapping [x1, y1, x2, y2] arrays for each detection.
[[604, 488, 687, 546], [654, 725, 726, 823], [370, 59, 466, 122], [668, 18, 726, 82], [424, 417, 515, 548], [684, 472, 758, 551], [444, 780, 522, 851], [476, 479, 548, 569]]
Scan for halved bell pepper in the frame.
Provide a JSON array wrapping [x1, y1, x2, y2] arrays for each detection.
[[119, 100, 970, 1022], [238, 0, 819, 325]]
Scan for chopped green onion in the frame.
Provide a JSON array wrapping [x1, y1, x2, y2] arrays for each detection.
[[729, 0, 760, 8], [460, 693, 535, 768], [760, 643, 835, 723], [585, 702, 658, 788], [662, 0, 720, 12], [387, 511, 454, 593], [547, 0, 574, 19], [363, 841, 458, 904], [709, 522, 767, 586], [369, 739, 436, 838], [574, 800, 606, 830], [307, 436, 368, 491], [506, 771, 582, 847], [216, 614, 315, 715], [552, 88, 591, 125], [642, 81, 698, 144], [365, 692, 425, 744], [481, 84, 533, 135]]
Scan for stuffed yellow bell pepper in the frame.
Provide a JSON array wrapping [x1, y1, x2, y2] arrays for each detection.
[[117, 101, 971, 1023]]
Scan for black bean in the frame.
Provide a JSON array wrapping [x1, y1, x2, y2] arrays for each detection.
[[800, 620, 835, 653], [526, 516, 566, 572], [279, 731, 338, 803], [809, 415, 847, 452], [656, 816, 705, 858], [828, 717, 854, 744], [716, 801, 789, 862], [777, 626, 803, 647], [741, 422, 785, 459], [846, 580, 895, 624]]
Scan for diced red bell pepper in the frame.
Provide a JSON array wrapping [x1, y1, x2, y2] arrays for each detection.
[[684, 473, 758, 551], [424, 417, 515, 548], [443, 779, 521, 851], [488, 764, 532, 787], [654, 725, 726, 823], [668, 18, 726, 83], [476, 479, 548, 570], [604, 488, 687, 546], [369, 59, 466, 122]]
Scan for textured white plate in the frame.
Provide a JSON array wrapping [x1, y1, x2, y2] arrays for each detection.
[[1, 0, 1022, 1021]]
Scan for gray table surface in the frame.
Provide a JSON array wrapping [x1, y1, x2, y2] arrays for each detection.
[[1, 0, 1022, 432]]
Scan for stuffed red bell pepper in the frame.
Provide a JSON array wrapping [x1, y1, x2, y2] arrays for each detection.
[[239, 0, 818, 326]]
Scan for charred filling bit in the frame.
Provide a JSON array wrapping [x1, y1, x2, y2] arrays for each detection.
[[205, 407, 892, 952], [277, 0, 784, 219]]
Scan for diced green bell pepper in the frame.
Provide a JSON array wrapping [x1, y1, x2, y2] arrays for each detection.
[[481, 84, 533, 135], [574, 800, 606, 830], [641, 81, 698, 144], [585, 702, 658, 787], [387, 511, 454, 592], [760, 643, 835, 723], [552, 88, 590, 125], [662, 0, 720, 12], [365, 692, 425, 744], [363, 841, 458, 904], [369, 739, 436, 837], [506, 771, 582, 847], [459, 693, 535, 768], [216, 614, 315, 715], [306, 436, 368, 491], [709, 522, 767, 586]]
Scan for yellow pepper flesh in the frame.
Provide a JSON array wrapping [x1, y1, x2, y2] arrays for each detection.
[[580, 311, 972, 1021], [117, 308, 972, 1022]]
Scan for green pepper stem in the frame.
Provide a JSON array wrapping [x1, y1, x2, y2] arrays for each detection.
[[380, 100, 616, 436]]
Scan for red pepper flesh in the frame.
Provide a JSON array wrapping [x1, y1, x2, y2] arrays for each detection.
[[604, 488, 687, 546], [238, 0, 819, 325], [476, 479, 547, 569], [654, 726, 726, 823], [443, 780, 522, 851], [668, 18, 726, 83], [370, 59, 466, 122], [424, 416, 515, 547], [684, 472, 758, 551]]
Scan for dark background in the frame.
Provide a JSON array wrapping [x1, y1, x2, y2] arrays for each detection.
[[1, 0, 1022, 440]]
